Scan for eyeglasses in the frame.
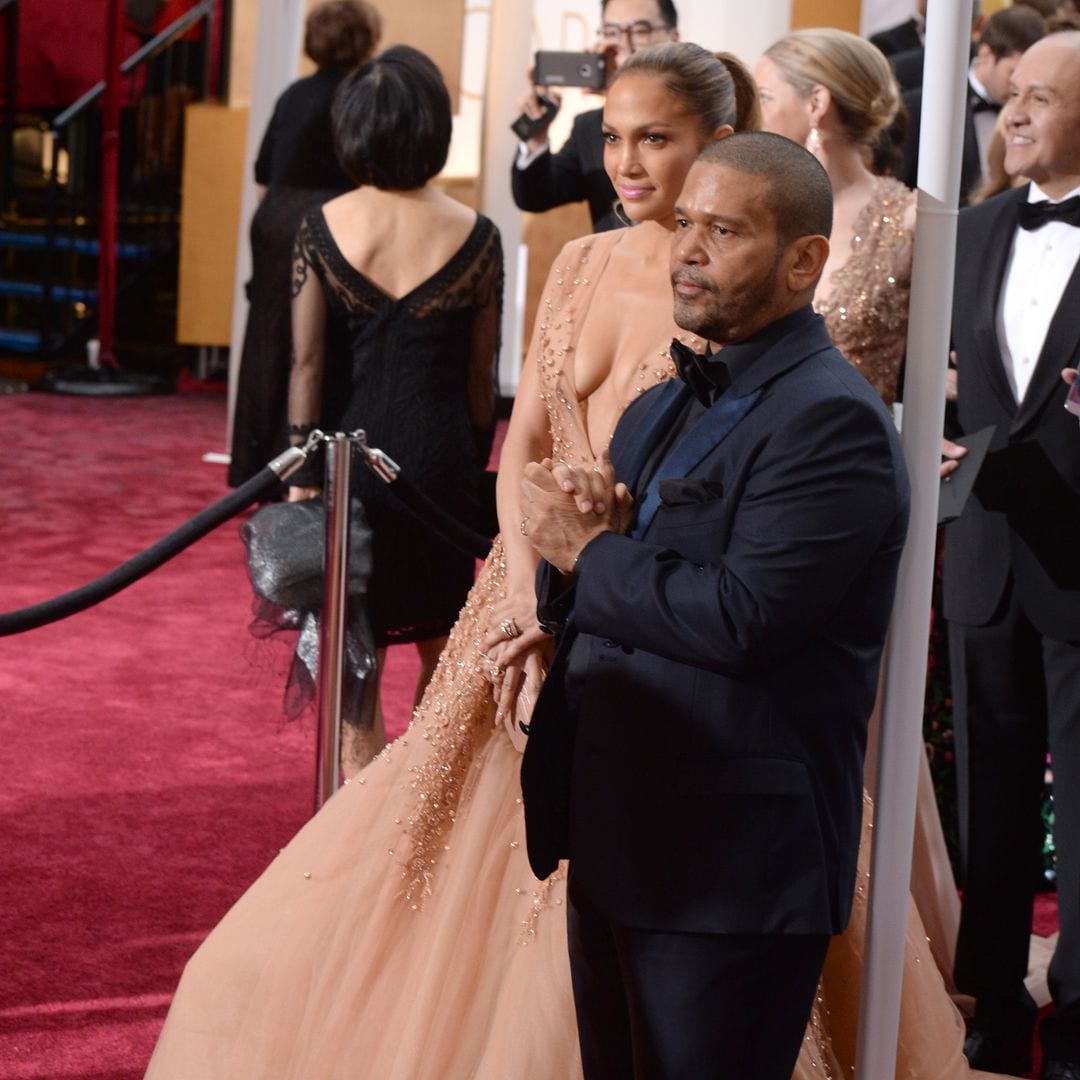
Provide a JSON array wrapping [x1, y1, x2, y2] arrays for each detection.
[[597, 19, 670, 48]]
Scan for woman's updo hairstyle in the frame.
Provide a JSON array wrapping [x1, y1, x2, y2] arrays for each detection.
[[763, 28, 899, 148], [332, 45, 452, 190], [613, 42, 760, 137], [304, 0, 382, 71]]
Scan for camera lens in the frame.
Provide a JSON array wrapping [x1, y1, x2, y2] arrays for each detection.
[[578, 63, 593, 79]]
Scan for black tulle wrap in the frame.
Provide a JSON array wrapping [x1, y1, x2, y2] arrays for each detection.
[[241, 498, 376, 726]]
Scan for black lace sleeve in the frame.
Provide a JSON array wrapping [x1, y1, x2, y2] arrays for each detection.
[[287, 213, 328, 487], [466, 220, 504, 468]]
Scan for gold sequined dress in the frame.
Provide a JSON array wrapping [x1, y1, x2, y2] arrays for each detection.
[[816, 176, 915, 408], [146, 225, 990, 1080]]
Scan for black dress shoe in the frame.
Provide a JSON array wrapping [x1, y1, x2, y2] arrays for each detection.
[[1041, 1060, 1080, 1080], [963, 1028, 1033, 1075]]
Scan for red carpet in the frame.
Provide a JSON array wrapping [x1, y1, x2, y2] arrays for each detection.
[[0, 390, 418, 1077], [0, 390, 1058, 1078]]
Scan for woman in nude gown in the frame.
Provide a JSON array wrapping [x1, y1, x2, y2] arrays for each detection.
[[147, 41, 992, 1080], [755, 30, 1004, 1079]]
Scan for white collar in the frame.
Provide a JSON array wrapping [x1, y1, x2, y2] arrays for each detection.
[[1028, 181, 1080, 205], [967, 66, 994, 105]]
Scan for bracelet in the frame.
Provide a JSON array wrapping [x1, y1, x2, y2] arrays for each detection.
[[287, 422, 316, 437]]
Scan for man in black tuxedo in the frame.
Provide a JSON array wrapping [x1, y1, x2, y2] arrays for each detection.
[[520, 132, 910, 1080], [897, 5, 1045, 202], [944, 30, 1080, 1080], [510, 0, 678, 231], [870, 0, 926, 57]]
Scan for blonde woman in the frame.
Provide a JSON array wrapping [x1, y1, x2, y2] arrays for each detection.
[[756, 28, 915, 407]]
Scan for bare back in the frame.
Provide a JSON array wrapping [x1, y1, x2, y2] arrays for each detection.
[[322, 186, 478, 300]]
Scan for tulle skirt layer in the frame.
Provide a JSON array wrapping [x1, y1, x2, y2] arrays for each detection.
[[148, 540, 992, 1080]]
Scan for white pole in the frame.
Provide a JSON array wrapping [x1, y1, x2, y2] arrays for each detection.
[[854, 0, 971, 1075], [224, 0, 307, 457], [481, 0, 531, 397]]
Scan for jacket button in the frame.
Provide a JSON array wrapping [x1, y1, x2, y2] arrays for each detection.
[[603, 639, 618, 648]]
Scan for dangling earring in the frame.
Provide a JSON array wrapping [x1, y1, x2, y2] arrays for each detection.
[[806, 125, 822, 155]]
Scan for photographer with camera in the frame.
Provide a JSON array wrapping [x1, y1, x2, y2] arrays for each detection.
[[510, 0, 678, 230]]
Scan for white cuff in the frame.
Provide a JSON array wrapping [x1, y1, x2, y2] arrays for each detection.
[[515, 141, 550, 170]]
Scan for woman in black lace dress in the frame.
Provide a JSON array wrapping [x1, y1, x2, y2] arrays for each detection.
[[287, 46, 504, 771], [227, 0, 381, 488]]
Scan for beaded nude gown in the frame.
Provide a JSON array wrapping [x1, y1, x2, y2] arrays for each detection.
[[147, 220, 992, 1080]]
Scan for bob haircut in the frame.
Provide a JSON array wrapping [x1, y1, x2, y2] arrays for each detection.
[[332, 45, 453, 190], [304, 0, 382, 71]]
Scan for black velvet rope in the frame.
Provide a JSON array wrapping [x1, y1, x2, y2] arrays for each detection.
[[382, 471, 494, 562], [0, 466, 282, 637], [0, 448, 494, 637]]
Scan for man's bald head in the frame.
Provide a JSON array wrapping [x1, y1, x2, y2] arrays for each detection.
[[696, 131, 833, 247]]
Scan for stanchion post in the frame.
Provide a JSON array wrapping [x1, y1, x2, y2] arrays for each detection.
[[315, 434, 353, 811]]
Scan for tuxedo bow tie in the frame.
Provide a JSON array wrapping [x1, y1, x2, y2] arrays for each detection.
[[969, 92, 999, 114], [670, 338, 730, 406], [1018, 195, 1080, 232]]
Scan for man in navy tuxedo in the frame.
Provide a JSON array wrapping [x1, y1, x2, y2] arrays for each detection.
[[520, 132, 910, 1080], [944, 31, 1080, 1080]]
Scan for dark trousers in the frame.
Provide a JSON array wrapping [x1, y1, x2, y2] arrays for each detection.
[[566, 873, 829, 1080], [950, 587, 1080, 1059]]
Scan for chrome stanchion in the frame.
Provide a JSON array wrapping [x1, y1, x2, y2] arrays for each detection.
[[315, 432, 355, 811]]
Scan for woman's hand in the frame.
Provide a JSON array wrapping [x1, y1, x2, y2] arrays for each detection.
[[482, 590, 548, 673], [492, 642, 548, 731], [286, 485, 321, 502]]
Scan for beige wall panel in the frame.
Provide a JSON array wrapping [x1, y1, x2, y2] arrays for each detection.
[[792, 0, 861, 32], [376, 4, 464, 111], [296, 0, 464, 111], [228, 0, 259, 106], [177, 104, 249, 345], [522, 203, 591, 352]]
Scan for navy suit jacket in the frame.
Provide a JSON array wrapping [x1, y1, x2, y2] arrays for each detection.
[[521, 313, 910, 937], [943, 184, 1080, 639]]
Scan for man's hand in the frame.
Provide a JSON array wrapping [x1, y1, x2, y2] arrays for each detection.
[[941, 437, 967, 479], [946, 349, 958, 403], [1063, 367, 1077, 386], [515, 68, 561, 154], [521, 455, 633, 575]]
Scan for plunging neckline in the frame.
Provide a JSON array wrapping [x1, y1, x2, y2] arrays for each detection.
[[315, 207, 484, 306]]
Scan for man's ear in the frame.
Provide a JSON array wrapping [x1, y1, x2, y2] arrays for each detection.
[[785, 235, 829, 293]]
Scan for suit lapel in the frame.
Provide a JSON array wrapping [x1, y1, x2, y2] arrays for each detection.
[[1013, 250, 1080, 433], [631, 387, 763, 540], [612, 378, 691, 494], [971, 188, 1026, 417]]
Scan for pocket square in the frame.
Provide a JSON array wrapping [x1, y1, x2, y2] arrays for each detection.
[[658, 477, 724, 506]]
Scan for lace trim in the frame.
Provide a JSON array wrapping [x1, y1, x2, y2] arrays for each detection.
[[307, 209, 500, 320]]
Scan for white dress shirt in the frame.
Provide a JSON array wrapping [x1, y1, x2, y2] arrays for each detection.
[[996, 182, 1080, 404]]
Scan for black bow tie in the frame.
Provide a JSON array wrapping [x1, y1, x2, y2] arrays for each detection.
[[1017, 195, 1080, 232], [969, 92, 999, 115], [670, 338, 729, 407]]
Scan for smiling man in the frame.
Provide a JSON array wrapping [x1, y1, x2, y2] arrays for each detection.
[[945, 30, 1080, 1080], [520, 132, 910, 1080]]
